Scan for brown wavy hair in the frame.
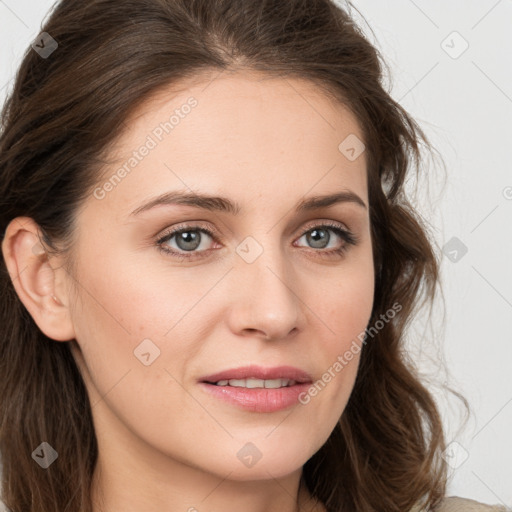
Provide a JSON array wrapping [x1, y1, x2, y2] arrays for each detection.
[[0, 0, 469, 511]]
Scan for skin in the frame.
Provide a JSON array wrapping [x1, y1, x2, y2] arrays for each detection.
[[2, 70, 374, 512]]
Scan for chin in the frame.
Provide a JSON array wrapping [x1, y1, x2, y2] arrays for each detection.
[[204, 439, 312, 481]]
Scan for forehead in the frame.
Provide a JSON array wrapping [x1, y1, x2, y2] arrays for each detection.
[[90, 70, 368, 219]]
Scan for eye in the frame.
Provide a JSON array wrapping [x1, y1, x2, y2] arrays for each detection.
[[155, 221, 359, 261], [294, 221, 359, 259], [156, 222, 217, 260]]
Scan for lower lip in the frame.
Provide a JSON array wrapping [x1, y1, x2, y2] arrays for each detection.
[[198, 382, 312, 412]]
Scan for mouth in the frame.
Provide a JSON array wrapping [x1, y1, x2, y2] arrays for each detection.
[[204, 378, 299, 388], [198, 365, 313, 412]]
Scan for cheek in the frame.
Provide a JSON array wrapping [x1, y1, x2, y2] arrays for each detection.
[[68, 245, 221, 404], [68, 257, 201, 447], [305, 261, 374, 405], [319, 260, 375, 346], [72, 243, 203, 342], [67, 252, 175, 397]]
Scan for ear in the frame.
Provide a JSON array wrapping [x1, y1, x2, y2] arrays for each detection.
[[1, 217, 76, 342]]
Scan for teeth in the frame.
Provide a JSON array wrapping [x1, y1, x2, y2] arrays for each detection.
[[214, 378, 297, 388]]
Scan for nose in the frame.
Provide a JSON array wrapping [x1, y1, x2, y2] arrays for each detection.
[[225, 242, 304, 341]]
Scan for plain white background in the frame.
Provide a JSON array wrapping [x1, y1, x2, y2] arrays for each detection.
[[0, 0, 510, 508]]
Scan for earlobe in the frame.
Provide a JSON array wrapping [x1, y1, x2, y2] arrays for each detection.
[[1, 217, 76, 342]]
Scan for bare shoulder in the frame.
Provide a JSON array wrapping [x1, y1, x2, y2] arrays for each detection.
[[433, 496, 510, 512]]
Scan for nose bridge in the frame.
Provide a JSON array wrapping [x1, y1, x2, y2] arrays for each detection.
[[236, 230, 290, 290], [230, 232, 301, 337]]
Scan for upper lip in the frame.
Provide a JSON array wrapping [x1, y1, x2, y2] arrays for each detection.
[[200, 365, 313, 384]]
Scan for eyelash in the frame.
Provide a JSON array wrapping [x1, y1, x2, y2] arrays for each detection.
[[155, 221, 359, 261]]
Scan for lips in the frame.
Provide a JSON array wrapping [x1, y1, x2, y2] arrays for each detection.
[[199, 364, 313, 384], [198, 364, 314, 413]]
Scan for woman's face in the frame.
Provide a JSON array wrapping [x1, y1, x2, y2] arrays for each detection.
[[64, 71, 374, 482]]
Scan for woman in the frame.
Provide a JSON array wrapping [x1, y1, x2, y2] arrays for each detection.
[[0, 1, 507, 511]]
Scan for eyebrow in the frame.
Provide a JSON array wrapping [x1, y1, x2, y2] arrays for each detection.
[[130, 189, 367, 217]]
